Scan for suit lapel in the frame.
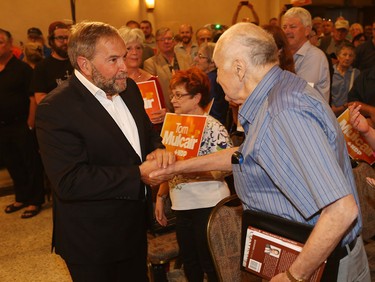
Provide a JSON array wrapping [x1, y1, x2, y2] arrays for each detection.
[[120, 82, 148, 161], [71, 75, 141, 162], [156, 54, 173, 80]]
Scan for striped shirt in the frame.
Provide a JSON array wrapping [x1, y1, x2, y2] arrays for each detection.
[[234, 66, 361, 246]]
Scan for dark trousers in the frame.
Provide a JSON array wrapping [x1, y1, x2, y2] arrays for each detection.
[[66, 256, 149, 282], [0, 122, 44, 205], [175, 208, 218, 282]]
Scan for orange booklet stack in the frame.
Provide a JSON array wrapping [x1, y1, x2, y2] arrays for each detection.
[[242, 226, 325, 281], [136, 80, 162, 120], [160, 113, 207, 160]]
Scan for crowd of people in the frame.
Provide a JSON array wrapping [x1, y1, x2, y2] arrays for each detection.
[[0, 1, 374, 281]]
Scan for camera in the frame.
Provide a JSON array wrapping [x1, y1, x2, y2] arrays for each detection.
[[240, 1, 249, 5]]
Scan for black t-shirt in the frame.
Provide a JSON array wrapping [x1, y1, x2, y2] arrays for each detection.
[[31, 56, 73, 94], [0, 56, 32, 121]]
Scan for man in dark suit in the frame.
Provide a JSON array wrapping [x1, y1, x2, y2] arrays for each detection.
[[36, 21, 174, 282]]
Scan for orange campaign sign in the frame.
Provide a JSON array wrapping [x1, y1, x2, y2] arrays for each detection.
[[160, 113, 207, 160], [136, 80, 162, 119], [337, 109, 375, 165]]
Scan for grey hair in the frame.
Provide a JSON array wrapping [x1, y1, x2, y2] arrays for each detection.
[[118, 27, 145, 46], [199, 42, 216, 62], [214, 23, 278, 69], [156, 27, 173, 39], [284, 7, 312, 28], [68, 21, 120, 70]]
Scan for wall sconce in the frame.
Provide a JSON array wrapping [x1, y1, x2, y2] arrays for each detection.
[[145, 0, 155, 10]]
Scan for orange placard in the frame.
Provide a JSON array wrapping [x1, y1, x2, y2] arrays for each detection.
[[291, 0, 312, 6], [160, 113, 207, 160], [137, 80, 162, 119], [337, 109, 375, 165]]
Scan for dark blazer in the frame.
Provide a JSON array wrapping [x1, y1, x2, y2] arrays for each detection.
[[36, 74, 164, 264]]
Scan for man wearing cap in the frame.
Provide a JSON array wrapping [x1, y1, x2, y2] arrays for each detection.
[[32, 21, 73, 104], [319, 19, 351, 63], [26, 27, 51, 58]]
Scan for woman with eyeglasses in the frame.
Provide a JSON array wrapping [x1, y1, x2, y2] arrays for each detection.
[[119, 27, 166, 130], [155, 67, 233, 282], [193, 42, 229, 127]]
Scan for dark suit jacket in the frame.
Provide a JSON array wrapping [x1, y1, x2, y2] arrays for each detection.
[[36, 74, 164, 264]]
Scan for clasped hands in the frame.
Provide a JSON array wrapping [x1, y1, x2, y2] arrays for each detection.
[[139, 148, 176, 186]]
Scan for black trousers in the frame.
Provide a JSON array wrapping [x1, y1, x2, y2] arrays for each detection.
[[0, 122, 44, 205], [175, 208, 218, 282], [66, 257, 149, 282]]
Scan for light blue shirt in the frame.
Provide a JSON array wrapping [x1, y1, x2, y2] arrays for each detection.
[[331, 65, 360, 107], [294, 41, 331, 103], [234, 66, 361, 246]]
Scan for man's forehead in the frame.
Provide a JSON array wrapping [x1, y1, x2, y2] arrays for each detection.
[[284, 17, 303, 24], [54, 28, 70, 35], [96, 36, 125, 53]]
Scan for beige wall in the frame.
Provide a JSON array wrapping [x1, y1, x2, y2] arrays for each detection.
[[1, 0, 286, 48]]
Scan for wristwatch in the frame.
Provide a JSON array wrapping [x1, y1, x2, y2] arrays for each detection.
[[286, 269, 306, 282]]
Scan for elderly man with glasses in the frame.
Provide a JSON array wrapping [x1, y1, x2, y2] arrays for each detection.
[[143, 27, 190, 112]]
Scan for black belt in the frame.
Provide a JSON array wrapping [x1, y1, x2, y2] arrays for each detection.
[[321, 236, 359, 282], [335, 236, 358, 260]]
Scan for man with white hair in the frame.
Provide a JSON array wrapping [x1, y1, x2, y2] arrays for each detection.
[[150, 22, 370, 281], [282, 7, 331, 103]]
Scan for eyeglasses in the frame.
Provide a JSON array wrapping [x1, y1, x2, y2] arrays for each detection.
[[53, 36, 69, 42], [169, 92, 191, 100], [197, 53, 208, 59], [157, 37, 174, 42]]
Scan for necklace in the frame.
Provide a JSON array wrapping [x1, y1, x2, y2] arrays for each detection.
[[129, 69, 142, 81]]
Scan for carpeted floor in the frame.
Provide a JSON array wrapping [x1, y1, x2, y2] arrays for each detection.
[[0, 195, 71, 282]]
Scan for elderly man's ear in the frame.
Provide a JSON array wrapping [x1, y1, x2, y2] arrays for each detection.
[[233, 59, 246, 82]]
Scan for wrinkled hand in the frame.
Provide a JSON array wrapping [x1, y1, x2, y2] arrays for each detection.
[[155, 197, 168, 226], [349, 103, 369, 134], [139, 159, 174, 186], [150, 108, 167, 125], [146, 148, 175, 169], [149, 162, 178, 179]]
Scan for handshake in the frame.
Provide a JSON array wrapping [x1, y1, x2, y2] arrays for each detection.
[[139, 148, 177, 186]]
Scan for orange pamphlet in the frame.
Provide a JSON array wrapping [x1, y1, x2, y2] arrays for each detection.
[[243, 226, 325, 281], [136, 80, 162, 119], [337, 109, 375, 165], [160, 113, 207, 160]]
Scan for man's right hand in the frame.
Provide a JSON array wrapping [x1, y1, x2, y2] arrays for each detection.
[[139, 159, 175, 186]]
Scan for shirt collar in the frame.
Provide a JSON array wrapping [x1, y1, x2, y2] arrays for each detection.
[[294, 40, 311, 58], [239, 65, 282, 126]]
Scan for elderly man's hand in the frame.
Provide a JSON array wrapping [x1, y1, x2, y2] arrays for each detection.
[[139, 158, 175, 186]]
